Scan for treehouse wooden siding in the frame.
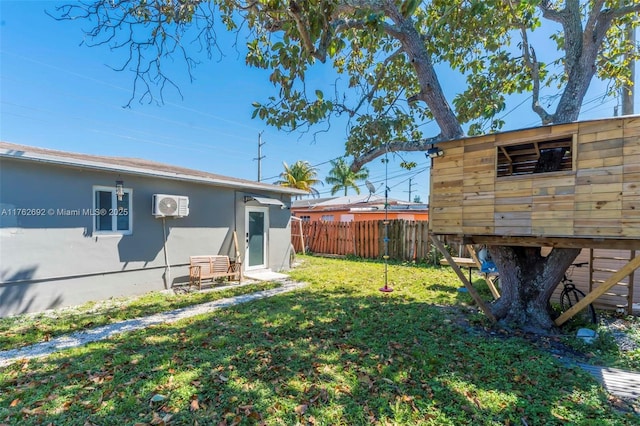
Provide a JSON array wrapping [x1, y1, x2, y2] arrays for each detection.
[[549, 249, 639, 313], [429, 116, 640, 248]]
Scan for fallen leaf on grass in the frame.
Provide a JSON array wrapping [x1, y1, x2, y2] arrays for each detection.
[[10, 399, 20, 407], [20, 407, 44, 416], [190, 398, 200, 411], [149, 411, 173, 425], [294, 404, 308, 416]]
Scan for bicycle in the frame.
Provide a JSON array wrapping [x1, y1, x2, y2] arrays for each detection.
[[558, 262, 597, 325]]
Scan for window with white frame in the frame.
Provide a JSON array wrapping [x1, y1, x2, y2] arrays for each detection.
[[93, 186, 132, 234]]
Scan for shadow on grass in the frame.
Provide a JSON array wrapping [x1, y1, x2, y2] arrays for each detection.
[[0, 286, 626, 426]]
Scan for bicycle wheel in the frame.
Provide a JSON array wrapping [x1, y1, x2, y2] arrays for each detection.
[[560, 286, 597, 325]]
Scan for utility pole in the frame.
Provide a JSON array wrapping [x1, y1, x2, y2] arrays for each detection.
[[407, 178, 413, 202], [622, 24, 636, 116], [254, 131, 266, 181]]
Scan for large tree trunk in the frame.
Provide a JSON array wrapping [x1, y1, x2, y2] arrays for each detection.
[[488, 246, 581, 333]]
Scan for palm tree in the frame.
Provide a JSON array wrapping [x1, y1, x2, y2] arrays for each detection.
[[275, 160, 321, 197], [325, 158, 370, 196]]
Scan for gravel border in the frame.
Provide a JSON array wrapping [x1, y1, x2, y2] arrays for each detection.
[[0, 280, 306, 368]]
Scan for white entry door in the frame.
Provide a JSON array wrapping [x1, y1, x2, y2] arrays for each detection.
[[245, 206, 269, 270]]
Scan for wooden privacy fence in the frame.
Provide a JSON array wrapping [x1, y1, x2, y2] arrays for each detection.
[[291, 220, 432, 261]]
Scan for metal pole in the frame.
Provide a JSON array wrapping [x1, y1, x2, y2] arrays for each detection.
[[161, 217, 171, 289], [380, 150, 393, 293]]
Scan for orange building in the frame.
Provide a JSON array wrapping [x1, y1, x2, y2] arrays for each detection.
[[291, 194, 429, 222]]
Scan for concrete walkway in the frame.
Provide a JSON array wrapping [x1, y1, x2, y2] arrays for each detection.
[[0, 280, 306, 368]]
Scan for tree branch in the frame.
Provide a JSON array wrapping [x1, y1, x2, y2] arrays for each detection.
[[537, 0, 564, 23], [519, 27, 553, 124], [350, 133, 445, 172], [350, 47, 405, 115]]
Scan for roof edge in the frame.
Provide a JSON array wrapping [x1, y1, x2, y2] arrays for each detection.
[[0, 143, 308, 196]]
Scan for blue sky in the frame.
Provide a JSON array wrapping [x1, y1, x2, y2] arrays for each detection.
[[1, 1, 636, 202]]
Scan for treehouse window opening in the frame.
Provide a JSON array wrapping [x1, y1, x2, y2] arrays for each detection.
[[497, 137, 573, 178]]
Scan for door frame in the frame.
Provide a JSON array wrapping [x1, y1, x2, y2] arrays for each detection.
[[245, 206, 269, 271]]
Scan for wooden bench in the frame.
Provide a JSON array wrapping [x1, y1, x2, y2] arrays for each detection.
[[189, 255, 242, 290], [440, 246, 501, 300], [440, 257, 478, 283]]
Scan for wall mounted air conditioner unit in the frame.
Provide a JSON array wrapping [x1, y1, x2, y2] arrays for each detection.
[[152, 194, 189, 218]]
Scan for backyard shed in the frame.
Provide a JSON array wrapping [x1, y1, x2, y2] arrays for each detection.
[[428, 116, 640, 317], [0, 142, 306, 317]]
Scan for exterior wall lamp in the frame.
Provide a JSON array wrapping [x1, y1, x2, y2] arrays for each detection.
[[116, 180, 124, 201], [427, 147, 444, 158]]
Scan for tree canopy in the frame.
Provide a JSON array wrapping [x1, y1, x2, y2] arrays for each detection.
[[274, 160, 322, 196], [54, 0, 639, 171], [325, 158, 369, 196]]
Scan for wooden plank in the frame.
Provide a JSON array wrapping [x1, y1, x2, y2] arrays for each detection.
[[531, 227, 574, 237], [461, 235, 640, 250], [531, 175, 576, 188], [494, 211, 532, 220], [463, 225, 496, 234], [494, 226, 532, 236], [578, 138, 624, 152], [575, 182, 623, 194], [495, 126, 576, 146], [623, 154, 640, 171], [496, 187, 536, 198], [431, 236, 496, 323], [532, 194, 574, 204], [574, 210, 622, 219], [574, 200, 622, 211], [532, 186, 575, 196], [578, 146, 623, 161], [495, 203, 534, 212], [463, 219, 495, 227], [532, 202, 574, 211], [462, 197, 495, 206], [573, 225, 623, 237], [532, 210, 576, 220], [462, 190, 495, 199], [577, 158, 605, 169], [623, 143, 640, 156], [462, 204, 495, 214], [495, 179, 533, 191], [578, 119, 624, 137], [555, 255, 640, 326], [576, 172, 624, 186]]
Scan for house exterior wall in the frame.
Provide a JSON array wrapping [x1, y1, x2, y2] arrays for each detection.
[[0, 159, 293, 317], [429, 116, 640, 246]]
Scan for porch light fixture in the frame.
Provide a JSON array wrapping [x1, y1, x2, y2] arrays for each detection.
[[115, 179, 124, 201], [427, 147, 444, 158]]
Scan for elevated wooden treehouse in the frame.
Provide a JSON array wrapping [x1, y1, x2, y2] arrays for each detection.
[[428, 116, 640, 324]]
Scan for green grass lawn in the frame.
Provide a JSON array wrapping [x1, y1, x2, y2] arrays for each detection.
[[0, 282, 280, 352], [0, 256, 637, 425]]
